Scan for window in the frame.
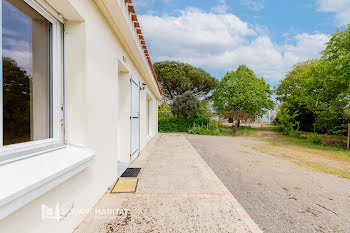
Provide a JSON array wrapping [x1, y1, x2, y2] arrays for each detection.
[[0, 0, 64, 162]]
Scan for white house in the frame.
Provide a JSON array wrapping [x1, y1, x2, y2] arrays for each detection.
[[0, 0, 161, 232]]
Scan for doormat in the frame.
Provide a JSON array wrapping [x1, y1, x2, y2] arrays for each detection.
[[121, 168, 141, 177], [111, 178, 138, 193]]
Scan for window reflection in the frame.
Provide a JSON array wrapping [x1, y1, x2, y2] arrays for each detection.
[[2, 0, 51, 145]]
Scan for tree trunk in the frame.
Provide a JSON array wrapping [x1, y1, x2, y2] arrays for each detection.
[[237, 120, 241, 128]]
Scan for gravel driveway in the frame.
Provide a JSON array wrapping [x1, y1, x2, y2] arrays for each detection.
[[185, 133, 350, 233]]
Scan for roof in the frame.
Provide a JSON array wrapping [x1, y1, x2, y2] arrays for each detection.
[[125, 0, 162, 94]]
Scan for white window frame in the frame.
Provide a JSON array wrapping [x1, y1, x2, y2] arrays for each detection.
[[0, 0, 65, 163]]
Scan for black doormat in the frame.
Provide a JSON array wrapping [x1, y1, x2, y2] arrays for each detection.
[[121, 168, 141, 177]]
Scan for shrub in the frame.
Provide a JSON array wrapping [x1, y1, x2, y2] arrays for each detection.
[[307, 134, 322, 144], [188, 124, 220, 136], [158, 117, 207, 132], [171, 91, 200, 118], [197, 99, 213, 119], [291, 130, 307, 139], [158, 104, 173, 117], [275, 110, 297, 135]]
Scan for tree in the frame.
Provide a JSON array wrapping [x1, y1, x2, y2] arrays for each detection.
[[275, 109, 298, 135], [276, 25, 350, 135], [224, 110, 249, 131], [153, 61, 218, 101], [213, 65, 274, 126], [171, 91, 201, 118], [275, 60, 320, 131], [197, 99, 214, 119], [158, 103, 173, 117], [317, 25, 350, 135], [3, 57, 32, 143]]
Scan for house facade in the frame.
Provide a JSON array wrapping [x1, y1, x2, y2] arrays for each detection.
[[0, 0, 161, 232]]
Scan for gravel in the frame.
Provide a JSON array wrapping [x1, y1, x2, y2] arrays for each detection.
[[185, 134, 350, 233]]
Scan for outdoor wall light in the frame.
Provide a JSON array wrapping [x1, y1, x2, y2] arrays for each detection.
[[141, 82, 147, 90]]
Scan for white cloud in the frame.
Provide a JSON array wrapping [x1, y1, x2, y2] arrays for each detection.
[[212, 0, 230, 14], [242, 0, 264, 11], [140, 8, 330, 81], [3, 37, 33, 75], [317, 0, 350, 25], [133, 0, 171, 9]]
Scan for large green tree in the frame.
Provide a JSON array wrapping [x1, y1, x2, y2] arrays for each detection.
[[275, 60, 320, 131], [317, 25, 350, 134], [171, 91, 201, 118], [213, 65, 274, 124], [276, 25, 350, 135], [153, 61, 218, 101]]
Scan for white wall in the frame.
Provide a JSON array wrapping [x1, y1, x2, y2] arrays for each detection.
[[0, 0, 159, 232]]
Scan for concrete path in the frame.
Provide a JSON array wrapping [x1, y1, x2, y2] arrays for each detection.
[[185, 133, 350, 233], [74, 134, 261, 233]]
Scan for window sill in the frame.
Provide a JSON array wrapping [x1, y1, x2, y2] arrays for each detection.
[[0, 144, 95, 220]]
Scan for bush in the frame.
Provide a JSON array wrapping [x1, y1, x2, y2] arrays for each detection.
[[188, 124, 220, 136], [307, 134, 322, 144], [158, 104, 173, 117], [158, 117, 207, 132], [291, 130, 307, 139], [171, 91, 200, 118], [197, 100, 213, 119], [275, 110, 297, 135]]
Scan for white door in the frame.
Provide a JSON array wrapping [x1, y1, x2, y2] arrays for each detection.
[[131, 79, 140, 161], [146, 100, 150, 136]]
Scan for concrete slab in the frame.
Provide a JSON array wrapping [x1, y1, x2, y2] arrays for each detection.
[[75, 197, 251, 233], [74, 134, 261, 233], [132, 134, 223, 194]]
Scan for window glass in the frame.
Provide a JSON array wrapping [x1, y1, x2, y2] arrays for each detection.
[[2, 0, 51, 145]]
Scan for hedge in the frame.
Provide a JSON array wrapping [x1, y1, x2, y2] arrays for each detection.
[[158, 117, 208, 132]]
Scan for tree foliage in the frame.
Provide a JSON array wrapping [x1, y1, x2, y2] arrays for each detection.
[[275, 60, 319, 131], [197, 99, 213, 119], [154, 61, 218, 101], [171, 91, 201, 118], [213, 65, 274, 118], [158, 104, 173, 117], [276, 25, 350, 135], [224, 110, 249, 131], [3, 57, 32, 141], [275, 110, 298, 135]]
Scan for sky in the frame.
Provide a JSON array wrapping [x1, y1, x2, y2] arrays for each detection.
[[133, 0, 350, 87]]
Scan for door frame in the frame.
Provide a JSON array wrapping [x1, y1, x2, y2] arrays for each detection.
[[130, 77, 140, 162]]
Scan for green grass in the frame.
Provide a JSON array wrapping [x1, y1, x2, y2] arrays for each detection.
[[291, 160, 350, 179], [281, 134, 350, 158], [218, 125, 256, 136]]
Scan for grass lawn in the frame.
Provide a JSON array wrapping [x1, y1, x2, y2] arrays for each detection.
[[282, 135, 350, 158], [219, 125, 256, 136], [250, 125, 350, 179]]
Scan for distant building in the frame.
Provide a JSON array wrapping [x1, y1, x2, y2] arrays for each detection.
[[256, 110, 277, 123]]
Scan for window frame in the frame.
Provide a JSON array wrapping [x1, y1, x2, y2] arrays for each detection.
[[0, 0, 65, 164]]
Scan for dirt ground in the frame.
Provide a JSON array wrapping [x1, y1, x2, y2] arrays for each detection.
[[185, 127, 350, 233]]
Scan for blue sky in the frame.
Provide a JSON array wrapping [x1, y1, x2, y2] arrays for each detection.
[[133, 0, 350, 87]]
